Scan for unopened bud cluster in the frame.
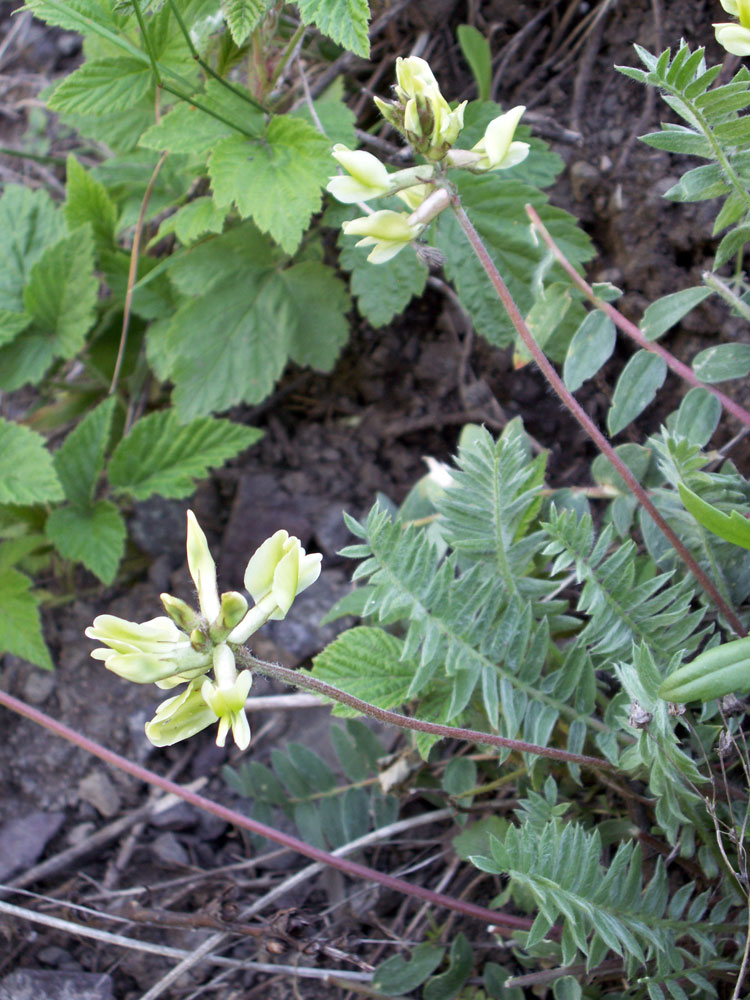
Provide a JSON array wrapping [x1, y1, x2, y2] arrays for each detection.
[[327, 56, 529, 263], [86, 512, 321, 751]]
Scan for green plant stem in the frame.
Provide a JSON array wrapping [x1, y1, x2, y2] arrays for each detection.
[[0, 687, 537, 936], [703, 270, 750, 324], [267, 23, 307, 95], [451, 195, 747, 639], [526, 205, 750, 430], [236, 648, 616, 772], [165, 0, 266, 112]]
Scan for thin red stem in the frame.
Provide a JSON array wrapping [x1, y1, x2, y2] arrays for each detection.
[[451, 196, 747, 638], [239, 650, 615, 772], [0, 688, 535, 935], [525, 204, 750, 429]]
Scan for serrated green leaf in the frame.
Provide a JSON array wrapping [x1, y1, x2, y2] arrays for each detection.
[[138, 101, 235, 156], [0, 567, 53, 670], [338, 224, 428, 327], [53, 397, 117, 507], [457, 24, 492, 101], [0, 185, 65, 312], [0, 419, 64, 504], [373, 944, 445, 995], [640, 286, 712, 341], [0, 310, 32, 349], [563, 310, 616, 391], [161, 261, 349, 420], [153, 197, 227, 246], [209, 116, 331, 253], [47, 58, 152, 116], [24, 0, 123, 33], [222, 0, 273, 45], [108, 410, 262, 499], [308, 627, 413, 716], [45, 500, 126, 584], [607, 350, 667, 436], [0, 227, 99, 390], [65, 155, 117, 249], [692, 342, 750, 382], [674, 386, 721, 446], [297, 0, 370, 57]]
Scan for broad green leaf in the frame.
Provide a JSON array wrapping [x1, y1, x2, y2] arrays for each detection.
[[153, 197, 227, 245], [53, 397, 117, 507], [45, 500, 126, 584], [0, 419, 64, 504], [223, 0, 274, 44], [457, 24, 492, 101], [423, 934, 473, 1000], [640, 286, 712, 341], [692, 342, 750, 382], [161, 262, 348, 420], [0, 568, 53, 670], [0, 310, 32, 349], [138, 101, 235, 156], [47, 58, 152, 116], [435, 173, 592, 347], [64, 154, 118, 249], [373, 944, 445, 996], [62, 98, 156, 153], [23, 0, 127, 36], [673, 386, 721, 446], [678, 482, 750, 550], [607, 350, 667, 436], [336, 206, 428, 327], [209, 116, 331, 253], [165, 221, 283, 294], [308, 627, 413, 717], [297, 0, 370, 57], [0, 185, 65, 312], [0, 228, 99, 390], [563, 310, 616, 391], [108, 410, 262, 499]]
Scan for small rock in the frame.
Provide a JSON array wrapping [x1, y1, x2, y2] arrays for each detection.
[[66, 822, 96, 847], [149, 800, 197, 831], [78, 771, 121, 818], [0, 811, 65, 881], [37, 946, 80, 971], [151, 831, 190, 866], [22, 669, 56, 704], [0, 969, 113, 1000]]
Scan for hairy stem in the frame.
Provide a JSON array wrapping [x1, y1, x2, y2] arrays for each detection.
[[451, 195, 747, 638], [0, 688, 536, 935], [235, 648, 615, 772], [526, 205, 750, 429]]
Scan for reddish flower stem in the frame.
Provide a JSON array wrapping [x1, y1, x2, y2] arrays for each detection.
[[0, 687, 535, 935], [525, 204, 750, 429], [451, 196, 747, 638]]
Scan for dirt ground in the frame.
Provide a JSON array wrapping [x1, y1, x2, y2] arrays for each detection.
[[0, 1, 741, 997]]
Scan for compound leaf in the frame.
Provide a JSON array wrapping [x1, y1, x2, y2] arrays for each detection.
[[607, 350, 667, 436], [296, 0, 370, 57], [108, 410, 262, 499], [45, 500, 126, 584], [0, 418, 64, 505], [0, 568, 53, 670], [563, 310, 616, 392], [223, 0, 274, 44]]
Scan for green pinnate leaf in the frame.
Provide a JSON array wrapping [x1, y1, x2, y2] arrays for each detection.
[[639, 286, 712, 341], [53, 397, 117, 508], [107, 410, 262, 500], [0, 185, 65, 312], [0, 419, 64, 504], [673, 386, 720, 446], [47, 58, 152, 116], [64, 154, 118, 249], [45, 500, 126, 584], [691, 342, 750, 382], [607, 350, 667, 436], [209, 116, 331, 253], [0, 568, 53, 670], [678, 482, 750, 550], [296, 0, 370, 57], [222, 0, 274, 45]]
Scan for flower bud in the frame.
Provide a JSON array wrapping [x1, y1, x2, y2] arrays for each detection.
[[209, 591, 249, 643], [160, 593, 199, 632], [186, 510, 220, 622]]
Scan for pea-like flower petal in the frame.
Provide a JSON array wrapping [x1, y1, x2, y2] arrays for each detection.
[[186, 509, 220, 623], [714, 21, 750, 53], [342, 210, 423, 264]]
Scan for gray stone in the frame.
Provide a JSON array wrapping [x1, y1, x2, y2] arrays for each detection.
[[77, 771, 121, 818], [0, 969, 113, 1000], [0, 811, 65, 881]]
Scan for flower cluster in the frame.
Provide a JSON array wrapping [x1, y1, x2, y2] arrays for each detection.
[[714, 0, 750, 55], [326, 56, 530, 264], [86, 512, 321, 751]]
